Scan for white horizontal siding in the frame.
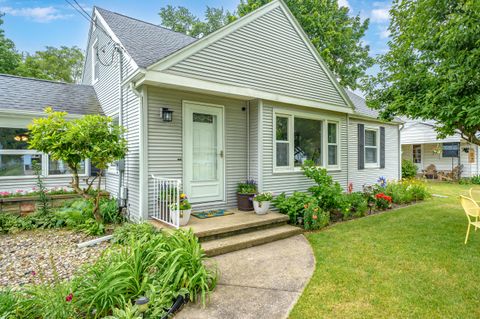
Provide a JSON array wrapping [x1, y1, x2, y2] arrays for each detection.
[[147, 87, 248, 213], [401, 122, 460, 144], [260, 102, 349, 195], [165, 6, 347, 108], [348, 119, 400, 191], [402, 142, 480, 177], [248, 100, 259, 181]]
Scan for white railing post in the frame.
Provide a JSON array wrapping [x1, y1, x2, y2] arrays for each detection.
[[150, 175, 181, 229]]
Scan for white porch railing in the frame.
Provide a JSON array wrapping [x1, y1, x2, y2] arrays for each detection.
[[151, 175, 182, 228]]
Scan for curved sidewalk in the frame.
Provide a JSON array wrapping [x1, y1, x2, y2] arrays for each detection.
[[177, 234, 315, 319]]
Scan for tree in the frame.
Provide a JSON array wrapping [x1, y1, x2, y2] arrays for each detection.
[[237, 0, 374, 89], [14, 46, 84, 83], [28, 108, 127, 220], [365, 0, 480, 145], [159, 5, 235, 38], [0, 13, 21, 74]]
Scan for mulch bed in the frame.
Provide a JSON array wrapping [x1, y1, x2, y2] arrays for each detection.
[[0, 229, 110, 289]]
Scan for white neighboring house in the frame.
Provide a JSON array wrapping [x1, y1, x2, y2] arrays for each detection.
[[0, 0, 403, 222], [401, 120, 480, 177]]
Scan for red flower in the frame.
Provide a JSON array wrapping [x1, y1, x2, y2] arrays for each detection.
[[65, 293, 73, 302]]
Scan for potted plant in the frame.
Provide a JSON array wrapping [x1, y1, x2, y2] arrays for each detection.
[[252, 192, 273, 215], [170, 193, 192, 226], [237, 180, 257, 211]]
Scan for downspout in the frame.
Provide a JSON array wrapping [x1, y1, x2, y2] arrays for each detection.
[[246, 101, 250, 179], [117, 46, 126, 208], [346, 113, 349, 189], [399, 123, 404, 179]]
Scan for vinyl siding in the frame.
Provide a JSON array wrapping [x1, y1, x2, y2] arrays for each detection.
[[147, 87, 248, 213], [402, 142, 479, 177], [248, 100, 259, 181], [82, 20, 140, 219], [260, 102, 349, 195], [348, 118, 400, 191], [164, 6, 348, 109], [401, 122, 460, 144]]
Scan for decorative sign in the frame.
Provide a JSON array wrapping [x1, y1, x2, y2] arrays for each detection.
[[469, 148, 475, 163]]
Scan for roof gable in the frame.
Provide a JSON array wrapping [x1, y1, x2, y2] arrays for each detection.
[[150, 0, 351, 109], [94, 7, 196, 69]]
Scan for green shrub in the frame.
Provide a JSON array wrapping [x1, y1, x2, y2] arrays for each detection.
[[303, 200, 329, 230], [343, 192, 368, 218], [302, 161, 347, 213], [385, 181, 413, 204], [405, 179, 430, 201], [471, 175, 480, 185], [113, 222, 158, 244], [402, 159, 418, 179], [272, 191, 313, 224], [100, 197, 124, 224]]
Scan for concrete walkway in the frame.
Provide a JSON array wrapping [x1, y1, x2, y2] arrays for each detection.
[[176, 235, 315, 319]]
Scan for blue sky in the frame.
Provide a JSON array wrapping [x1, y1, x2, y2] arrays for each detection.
[[1, 0, 391, 76]]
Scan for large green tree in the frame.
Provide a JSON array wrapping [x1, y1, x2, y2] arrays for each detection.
[[237, 0, 373, 89], [365, 0, 480, 145], [14, 46, 84, 83], [0, 13, 21, 74], [159, 5, 235, 38]]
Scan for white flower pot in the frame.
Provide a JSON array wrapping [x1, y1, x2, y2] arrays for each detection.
[[172, 209, 192, 226], [253, 201, 270, 215]]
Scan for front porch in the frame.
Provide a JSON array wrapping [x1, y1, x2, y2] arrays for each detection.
[[150, 209, 302, 257]]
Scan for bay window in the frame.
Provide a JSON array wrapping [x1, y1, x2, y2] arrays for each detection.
[[364, 128, 379, 167], [0, 127, 88, 178], [274, 112, 340, 171]]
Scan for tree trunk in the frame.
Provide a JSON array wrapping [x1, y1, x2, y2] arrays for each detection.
[[69, 165, 90, 199]]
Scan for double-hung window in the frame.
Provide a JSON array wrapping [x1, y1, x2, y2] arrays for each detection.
[[364, 128, 379, 167], [274, 112, 340, 171]]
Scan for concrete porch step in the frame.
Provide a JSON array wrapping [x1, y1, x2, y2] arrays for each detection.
[[201, 224, 303, 257]]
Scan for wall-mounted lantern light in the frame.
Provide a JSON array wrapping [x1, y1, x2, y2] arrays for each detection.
[[463, 147, 470, 153], [162, 107, 173, 122]]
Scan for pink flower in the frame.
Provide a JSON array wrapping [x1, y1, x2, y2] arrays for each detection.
[[31, 271, 36, 276], [16, 190, 23, 193], [65, 293, 73, 302]]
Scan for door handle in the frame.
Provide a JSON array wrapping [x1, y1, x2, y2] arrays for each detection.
[[219, 150, 224, 158]]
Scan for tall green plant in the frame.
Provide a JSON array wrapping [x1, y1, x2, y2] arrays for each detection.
[[33, 162, 50, 216]]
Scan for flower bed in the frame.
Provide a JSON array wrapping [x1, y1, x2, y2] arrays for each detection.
[[0, 193, 81, 215]]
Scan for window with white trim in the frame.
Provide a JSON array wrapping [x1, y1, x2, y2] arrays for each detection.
[[49, 158, 86, 175], [0, 128, 41, 177], [274, 112, 340, 171], [364, 128, 379, 167], [92, 38, 99, 83], [275, 115, 291, 167], [327, 122, 338, 166]]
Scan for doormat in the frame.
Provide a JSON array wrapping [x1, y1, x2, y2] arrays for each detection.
[[192, 209, 233, 219]]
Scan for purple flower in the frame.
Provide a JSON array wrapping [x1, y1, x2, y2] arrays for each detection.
[[377, 176, 387, 188]]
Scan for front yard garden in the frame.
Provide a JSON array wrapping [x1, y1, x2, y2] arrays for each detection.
[[289, 182, 480, 318]]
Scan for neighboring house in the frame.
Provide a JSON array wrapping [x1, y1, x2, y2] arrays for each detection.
[[401, 120, 480, 177], [0, 74, 101, 191], [0, 0, 402, 222]]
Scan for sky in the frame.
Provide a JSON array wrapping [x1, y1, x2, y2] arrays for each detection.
[[1, 0, 391, 77]]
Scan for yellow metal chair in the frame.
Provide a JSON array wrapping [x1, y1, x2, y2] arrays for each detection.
[[469, 188, 480, 204], [460, 195, 480, 244]]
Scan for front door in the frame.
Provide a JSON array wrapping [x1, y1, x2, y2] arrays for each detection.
[[183, 102, 224, 203], [412, 144, 422, 170]]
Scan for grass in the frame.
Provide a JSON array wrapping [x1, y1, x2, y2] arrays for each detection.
[[290, 182, 480, 319]]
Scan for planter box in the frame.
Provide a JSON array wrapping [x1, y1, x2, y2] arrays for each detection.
[[0, 193, 108, 215]]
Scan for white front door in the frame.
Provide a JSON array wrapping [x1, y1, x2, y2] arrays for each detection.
[[183, 102, 225, 203]]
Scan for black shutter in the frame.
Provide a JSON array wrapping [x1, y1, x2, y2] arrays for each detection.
[[380, 126, 385, 168], [358, 124, 365, 169]]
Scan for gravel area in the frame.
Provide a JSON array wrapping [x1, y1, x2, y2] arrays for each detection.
[[0, 229, 111, 288]]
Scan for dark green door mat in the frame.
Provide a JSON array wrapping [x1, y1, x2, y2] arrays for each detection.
[[192, 210, 233, 219]]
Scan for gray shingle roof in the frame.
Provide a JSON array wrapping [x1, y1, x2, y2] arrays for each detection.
[[95, 7, 197, 69], [346, 90, 402, 123], [0, 74, 101, 115]]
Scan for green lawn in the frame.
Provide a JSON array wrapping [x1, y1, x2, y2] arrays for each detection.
[[290, 182, 480, 319]]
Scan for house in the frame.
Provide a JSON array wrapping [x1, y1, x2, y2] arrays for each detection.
[[401, 120, 479, 178], [0, 0, 402, 224], [0, 74, 101, 191]]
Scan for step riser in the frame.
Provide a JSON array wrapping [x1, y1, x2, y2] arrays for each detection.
[[203, 228, 303, 257], [199, 220, 288, 242]]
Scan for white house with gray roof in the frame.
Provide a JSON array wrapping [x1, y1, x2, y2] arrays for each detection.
[[0, 0, 402, 223]]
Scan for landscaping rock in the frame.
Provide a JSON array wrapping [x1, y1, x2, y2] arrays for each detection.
[[0, 229, 109, 289]]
